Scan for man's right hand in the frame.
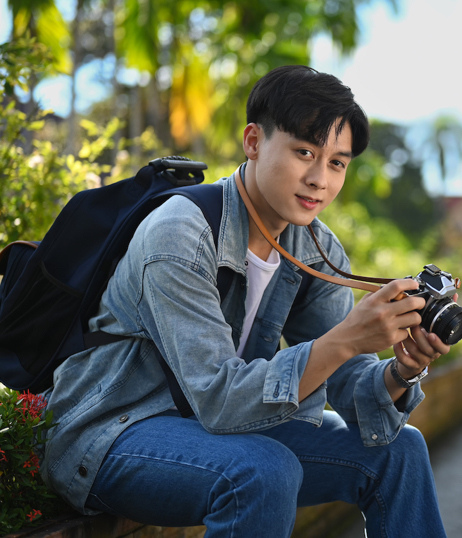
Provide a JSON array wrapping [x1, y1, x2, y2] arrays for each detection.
[[298, 279, 427, 402], [337, 278, 427, 358]]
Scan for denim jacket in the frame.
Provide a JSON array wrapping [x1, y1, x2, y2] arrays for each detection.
[[40, 168, 424, 514]]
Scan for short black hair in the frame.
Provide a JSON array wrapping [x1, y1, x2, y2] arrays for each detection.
[[246, 65, 369, 157]]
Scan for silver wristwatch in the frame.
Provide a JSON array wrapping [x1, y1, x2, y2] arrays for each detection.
[[390, 357, 428, 389]]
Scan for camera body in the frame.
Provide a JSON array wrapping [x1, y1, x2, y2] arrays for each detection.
[[407, 264, 462, 345]]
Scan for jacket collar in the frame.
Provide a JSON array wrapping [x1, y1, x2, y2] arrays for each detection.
[[216, 164, 326, 274]]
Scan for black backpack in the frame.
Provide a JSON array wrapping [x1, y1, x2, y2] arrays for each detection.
[[0, 157, 229, 403], [0, 156, 312, 417]]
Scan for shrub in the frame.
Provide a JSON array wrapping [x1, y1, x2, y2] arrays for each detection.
[[0, 386, 66, 534]]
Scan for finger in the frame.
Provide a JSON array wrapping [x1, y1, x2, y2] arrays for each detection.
[[393, 310, 423, 330], [378, 280, 426, 312], [409, 326, 440, 359], [394, 336, 434, 373], [395, 334, 427, 363], [399, 327, 447, 365], [393, 339, 424, 370], [425, 331, 451, 355], [378, 279, 420, 302]]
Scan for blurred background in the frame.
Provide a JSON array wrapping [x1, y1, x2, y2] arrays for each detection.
[[1, 1, 462, 536], [0, 0, 461, 347], [0, 0, 462, 354]]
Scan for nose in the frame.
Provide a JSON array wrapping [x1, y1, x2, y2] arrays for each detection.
[[305, 161, 328, 190]]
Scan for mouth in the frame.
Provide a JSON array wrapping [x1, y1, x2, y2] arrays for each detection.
[[296, 195, 322, 209], [297, 195, 321, 203]]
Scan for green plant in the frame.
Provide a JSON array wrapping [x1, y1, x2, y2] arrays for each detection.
[[0, 387, 63, 534], [0, 37, 122, 249]]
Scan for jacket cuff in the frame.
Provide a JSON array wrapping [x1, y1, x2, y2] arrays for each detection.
[[263, 341, 326, 427], [354, 358, 425, 447]]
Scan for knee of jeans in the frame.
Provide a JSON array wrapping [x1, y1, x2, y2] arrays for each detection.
[[396, 424, 427, 454], [231, 437, 303, 499], [384, 424, 430, 476]]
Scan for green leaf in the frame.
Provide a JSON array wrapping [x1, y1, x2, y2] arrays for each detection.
[[4, 81, 14, 95]]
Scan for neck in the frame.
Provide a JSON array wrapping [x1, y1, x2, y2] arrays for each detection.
[[247, 219, 277, 261], [237, 163, 284, 260]]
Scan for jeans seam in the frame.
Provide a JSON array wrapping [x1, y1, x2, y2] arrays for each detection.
[[86, 492, 119, 516], [110, 452, 240, 537], [296, 455, 380, 482], [298, 454, 391, 537], [374, 489, 388, 538]]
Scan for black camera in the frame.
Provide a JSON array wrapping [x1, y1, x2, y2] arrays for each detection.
[[407, 264, 462, 345]]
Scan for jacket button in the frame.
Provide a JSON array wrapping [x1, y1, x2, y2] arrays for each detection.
[[78, 466, 88, 477], [119, 414, 129, 423], [371, 434, 378, 441]]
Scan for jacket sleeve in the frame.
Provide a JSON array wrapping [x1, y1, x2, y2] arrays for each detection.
[[282, 222, 424, 446], [136, 197, 314, 433]]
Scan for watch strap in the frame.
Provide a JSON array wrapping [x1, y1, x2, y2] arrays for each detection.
[[390, 357, 428, 388]]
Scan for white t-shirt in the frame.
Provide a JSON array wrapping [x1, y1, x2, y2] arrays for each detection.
[[236, 247, 280, 357]]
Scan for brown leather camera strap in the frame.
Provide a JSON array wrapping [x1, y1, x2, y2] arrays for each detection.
[[234, 166, 394, 294], [306, 224, 393, 285]]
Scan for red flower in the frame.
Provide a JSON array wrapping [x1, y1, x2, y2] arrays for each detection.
[[23, 453, 40, 476], [28, 454, 40, 476], [17, 391, 47, 420], [0, 448, 7, 462], [26, 509, 42, 522]]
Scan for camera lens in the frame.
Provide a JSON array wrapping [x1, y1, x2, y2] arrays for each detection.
[[421, 297, 462, 345]]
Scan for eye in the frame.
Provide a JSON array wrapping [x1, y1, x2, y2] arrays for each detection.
[[297, 149, 313, 158], [331, 159, 346, 169]]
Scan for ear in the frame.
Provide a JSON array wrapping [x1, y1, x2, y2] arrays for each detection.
[[243, 123, 262, 160]]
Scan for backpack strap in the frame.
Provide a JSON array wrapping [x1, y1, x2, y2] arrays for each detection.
[[0, 242, 40, 316], [176, 183, 233, 301], [0, 241, 39, 275]]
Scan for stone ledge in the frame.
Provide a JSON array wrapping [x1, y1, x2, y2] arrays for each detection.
[[6, 357, 462, 538], [3, 513, 206, 538]]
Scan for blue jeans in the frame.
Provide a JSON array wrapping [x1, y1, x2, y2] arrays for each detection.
[[86, 410, 446, 537]]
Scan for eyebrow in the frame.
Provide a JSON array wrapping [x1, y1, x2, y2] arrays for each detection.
[[292, 136, 354, 159], [335, 150, 354, 159]]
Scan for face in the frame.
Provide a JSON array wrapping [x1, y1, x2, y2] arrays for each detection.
[[243, 120, 353, 238]]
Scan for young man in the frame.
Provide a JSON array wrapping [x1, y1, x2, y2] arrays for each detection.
[[40, 66, 449, 537]]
